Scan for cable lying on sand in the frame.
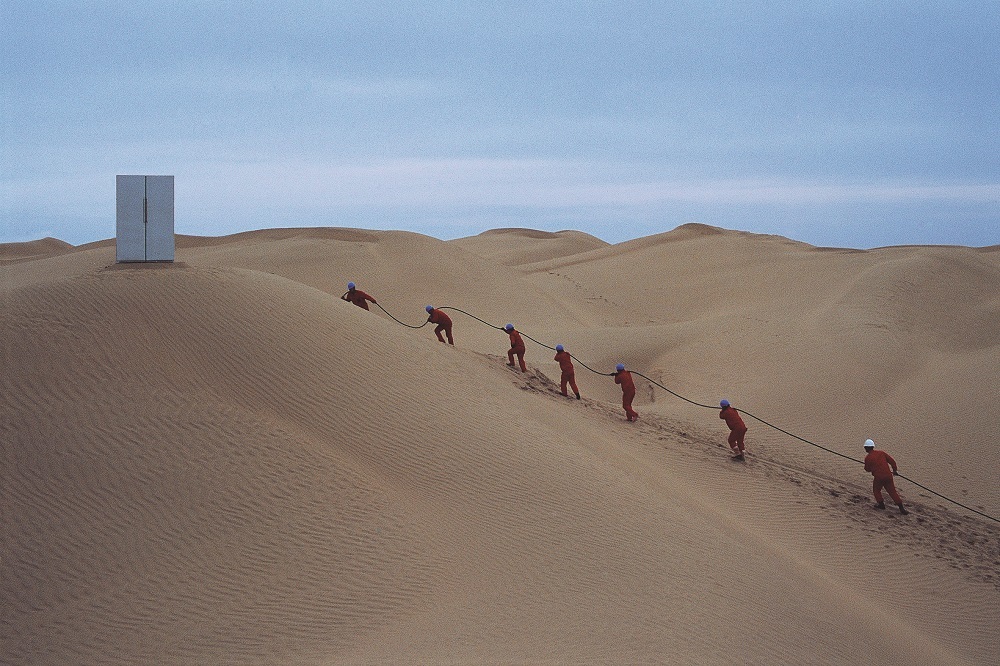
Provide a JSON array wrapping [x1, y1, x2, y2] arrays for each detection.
[[349, 284, 998, 524]]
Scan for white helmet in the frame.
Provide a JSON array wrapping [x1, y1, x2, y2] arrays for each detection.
[[864, 439, 875, 449]]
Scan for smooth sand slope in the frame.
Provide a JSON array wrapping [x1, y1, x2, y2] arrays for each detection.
[[2, 225, 998, 664]]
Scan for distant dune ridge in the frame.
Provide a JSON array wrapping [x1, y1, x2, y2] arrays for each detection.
[[3, 224, 998, 664], [0, 237, 73, 264]]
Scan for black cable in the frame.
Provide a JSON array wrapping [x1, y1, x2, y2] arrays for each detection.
[[896, 474, 998, 523], [373, 302, 428, 329], [631, 369, 872, 468], [373, 300, 999, 523], [567, 353, 617, 377], [440, 307, 617, 376], [631, 371, 718, 410], [439, 306, 504, 331], [735, 407, 864, 465]]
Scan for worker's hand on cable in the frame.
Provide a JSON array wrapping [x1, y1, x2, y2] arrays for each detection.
[[893, 469, 899, 476]]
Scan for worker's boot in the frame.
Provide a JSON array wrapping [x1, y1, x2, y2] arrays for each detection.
[[897, 503, 909, 515], [874, 502, 886, 510]]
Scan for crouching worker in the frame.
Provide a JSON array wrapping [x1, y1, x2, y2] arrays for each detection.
[[425, 305, 454, 345], [504, 323, 527, 372], [719, 399, 747, 459], [863, 439, 908, 515], [342, 282, 377, 310], [554, 344, 580, 399]]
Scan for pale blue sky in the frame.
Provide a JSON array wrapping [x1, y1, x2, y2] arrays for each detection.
[[2, 1, 998, 248]]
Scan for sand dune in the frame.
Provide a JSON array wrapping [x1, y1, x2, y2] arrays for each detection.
[[451, 227, 610, 267], [0, 237, 73, 264], [3, 225, 998, 664], [514, 224, 1000, 518]]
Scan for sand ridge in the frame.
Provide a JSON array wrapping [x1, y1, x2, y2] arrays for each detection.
[[0, 237, 73, 264], [451, 227, 610, 267], [3, 226, 998, 664]]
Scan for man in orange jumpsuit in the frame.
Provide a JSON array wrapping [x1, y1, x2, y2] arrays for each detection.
[[425, 305, 454, 345], [614, 363, 639, 421], [504, 323, 527, 372], [719, 399, 747, 459], [863, 439, 908, 514], [554, 344, 580, 399], [341, 282, 377, 310]]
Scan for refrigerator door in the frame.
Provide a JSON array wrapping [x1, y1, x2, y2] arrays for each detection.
[[144, 175, 175, 261], [116, 175, 146, 262]]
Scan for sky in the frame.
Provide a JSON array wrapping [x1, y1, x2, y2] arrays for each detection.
[[2, 1, 998, 249]]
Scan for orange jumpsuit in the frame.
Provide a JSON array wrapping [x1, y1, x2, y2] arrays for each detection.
[[507, 329, 527, 371], [720, 406, 747, 454], [554, 350, 579, 397], [342, 289, 376, 310], [615, 370, 639, 421], [864, 449, 903, 505], [427, 309, 454, 344]]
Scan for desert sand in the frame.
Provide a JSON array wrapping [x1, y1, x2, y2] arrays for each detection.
[[2, 224, 998, 664]]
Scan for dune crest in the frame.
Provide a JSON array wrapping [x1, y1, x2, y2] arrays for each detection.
[[452, 227, 609, 266], [0, 237, 74, 263], [177, 226, 386, 248]]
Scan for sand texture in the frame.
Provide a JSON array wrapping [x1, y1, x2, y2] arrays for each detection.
[[3, 224, 998, 664]]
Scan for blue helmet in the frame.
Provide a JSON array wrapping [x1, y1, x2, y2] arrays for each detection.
[[504, 323, 514, 331], [555, 344, 564, 352], [720, 399, 730, 408], [425, 305, 434, 313], [616, 363, 625, 372], [347, 282, 356, 290]]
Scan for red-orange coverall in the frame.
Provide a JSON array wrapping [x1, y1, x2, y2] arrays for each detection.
[[720, 406, 747, 453], [507, 329, 527, 371], [615, 370, 639, 421], [342, 289, 376, 310], [427, 309, 454, 344], [864, 449, 903, 505], [554, 350, 579, 396]]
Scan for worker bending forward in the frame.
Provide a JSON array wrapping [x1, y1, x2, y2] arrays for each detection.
[[719, 399, 747, 459], [863, 439, 908, 515], [554, 344, 580, 399], [425, 306, 454, 345], [342, 282, 376, 311], [614, 363, 639, 421], [504, 323, 527, 372]]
